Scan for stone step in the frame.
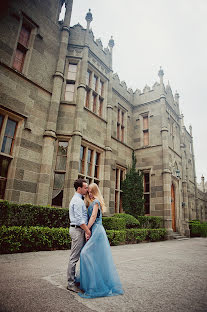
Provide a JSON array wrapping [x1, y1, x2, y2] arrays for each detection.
[[172, 232, 189, 240]]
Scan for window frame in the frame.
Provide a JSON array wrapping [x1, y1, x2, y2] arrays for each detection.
[[115, 166, 126, 213], [0, 110, 22, 200], [117, 106, 125, 143], [52, 140, 69, 207], [64, 61, 78, 102], [12, 14, 37, 74], [78, 144, 101, 185], [142, 114, 149, 146], [143, 171, 150, 215]]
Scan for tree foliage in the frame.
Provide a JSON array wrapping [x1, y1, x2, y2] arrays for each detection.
[[122, 151, 145, 217]]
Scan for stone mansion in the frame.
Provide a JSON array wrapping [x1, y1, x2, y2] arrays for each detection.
[[0, 0, 206, 237]]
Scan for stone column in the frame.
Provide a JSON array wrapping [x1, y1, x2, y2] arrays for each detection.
[[36, 0, 73, 205], [67, 9, 93, 202], [103, 37, 115, 214], [104, 78, 113, 214], [180, 114, 190, 236], [189, 125, 198, 219], [159, 67, 172, 235]]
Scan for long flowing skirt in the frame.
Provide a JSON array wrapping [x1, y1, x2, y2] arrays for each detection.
[[78, 223, 123, 298]]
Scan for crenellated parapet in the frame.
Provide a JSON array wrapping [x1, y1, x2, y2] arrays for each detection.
[[112, 73, 134, 102], [69, 23, 112, 69]]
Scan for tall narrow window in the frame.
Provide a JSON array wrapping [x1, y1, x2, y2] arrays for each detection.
[[0, 112, 19, 199], [99, 80, 104, 96], [98, 99, 103, 117], [94, 152, 100, 181], [67, 63, 77, 80], [79, 146, 101, 185], [86, 70, 92, 86], [13, 23, 31, 72], [52, 141, 68, 207], [115, 167, 125, 213], [85, 90, 90, 108], [1, 119, 17, 155], [79, 145, 86, 174], [65, 63, 77, 102], [92, 75, 98, 92], [0, 157, 10, 199], [65, 84, 75, 101], [85, 69, 104, 117], [143, 115, 149, 146], [143, 172, 150, 214], [92, 94, 97, 113], [117, 107, 125, 142], [87, 149, 92, 176]]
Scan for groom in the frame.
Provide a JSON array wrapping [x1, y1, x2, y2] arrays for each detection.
[[67, 178, 91, 293]]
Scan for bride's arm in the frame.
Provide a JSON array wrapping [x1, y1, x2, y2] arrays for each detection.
[[87, 203, 99, 230]]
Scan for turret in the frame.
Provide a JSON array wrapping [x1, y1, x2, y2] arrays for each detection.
[[85, 8, 93, 29], [201, 175, 205, 192], [108, 36, 115, 69], [175, 90, 180, 105]]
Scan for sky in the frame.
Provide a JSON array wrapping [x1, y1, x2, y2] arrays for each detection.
[[68, 0, 207, 183]]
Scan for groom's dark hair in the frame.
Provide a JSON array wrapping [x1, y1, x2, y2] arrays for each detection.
[[74, 178, 87, 190]]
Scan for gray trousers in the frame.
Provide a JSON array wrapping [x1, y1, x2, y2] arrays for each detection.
[[67, 227, 85, 287]]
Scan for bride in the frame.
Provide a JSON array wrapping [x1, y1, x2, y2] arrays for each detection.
[[77, 183, 124, 298]]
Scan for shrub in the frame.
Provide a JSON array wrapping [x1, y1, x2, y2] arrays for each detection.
[[135, 229, 148, 242], [102, 217, 126, 230], [147, 229, 167, 241], [0, 226, 71, 254], [136, 216, 163, 229], [122, 151, 145, 217], [125, 228, 146, 243], [190, 221, 207, 237], [105, 230, 126, 246], [0, 200, 69, 228], [113, 213, 140, 229]]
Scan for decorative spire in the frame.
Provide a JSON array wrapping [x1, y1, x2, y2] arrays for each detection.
[[85, 8, 93, 23], [189, 124, 192, 136], [158, 66, 164, 79], [108, 36, 115, 52], [201, 175, 205, 192], [175, 90, 180, 104]]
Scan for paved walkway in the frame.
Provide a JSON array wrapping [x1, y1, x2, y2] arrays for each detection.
[[0, 238, 207, 312]]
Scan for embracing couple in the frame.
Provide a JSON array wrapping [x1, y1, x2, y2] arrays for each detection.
[[67, 178, 124, 298]]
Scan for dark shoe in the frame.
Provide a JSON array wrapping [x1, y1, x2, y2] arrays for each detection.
[[67, 285, 80, 293]]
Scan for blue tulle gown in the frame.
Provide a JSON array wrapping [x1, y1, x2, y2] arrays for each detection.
[[77, 199, 124, 298]]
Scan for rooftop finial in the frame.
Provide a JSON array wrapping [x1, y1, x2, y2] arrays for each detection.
[[108, 36, 115, 51], [175, 90, 180, 104], [158, 66, 164, 78], [85, 8, 93, 23]]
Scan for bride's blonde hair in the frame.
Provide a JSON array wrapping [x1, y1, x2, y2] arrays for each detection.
[[85, 183, 106, 213]]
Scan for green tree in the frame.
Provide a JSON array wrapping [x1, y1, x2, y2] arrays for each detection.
[[122, 151, 145, 217]]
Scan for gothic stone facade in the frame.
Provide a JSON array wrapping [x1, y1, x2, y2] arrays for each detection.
[[0, 0, 206, 236]]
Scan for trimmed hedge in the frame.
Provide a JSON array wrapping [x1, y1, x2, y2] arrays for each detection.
[[0, 226, 167, 253], [148, 229, 167, 241], [189, 220, 207, 237], [0, 200, 69, 228], [102, 217, 126, 230], [126, 228, 148, 243], [113, 213, 140, 228], [0, 225, 71, 254], [106, 228, 167, 246], [106, 230, 126, 246], [136, 216, 163, 229]]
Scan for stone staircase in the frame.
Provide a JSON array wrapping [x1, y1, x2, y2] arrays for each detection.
[[172, 232, 189, 240]]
